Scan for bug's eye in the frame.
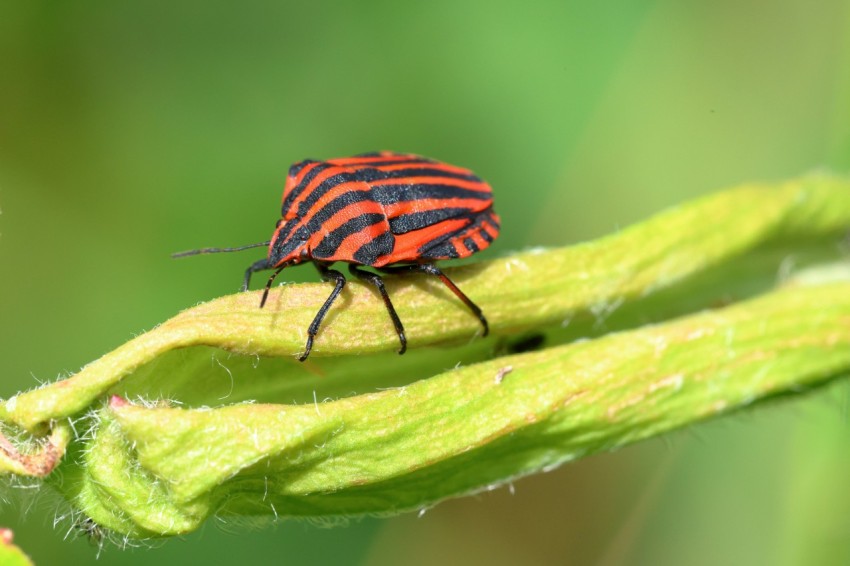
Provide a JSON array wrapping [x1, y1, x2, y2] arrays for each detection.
[[275, 219, 284, 229]]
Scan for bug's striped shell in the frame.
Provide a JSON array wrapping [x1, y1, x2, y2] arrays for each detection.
[[267, 151, 499, 267]]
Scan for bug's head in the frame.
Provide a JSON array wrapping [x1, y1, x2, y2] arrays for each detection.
[[247, 217, 311, 309], [267, 217, 310, 268]]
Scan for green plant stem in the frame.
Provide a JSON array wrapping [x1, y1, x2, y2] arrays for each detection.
[[1, 173, 849, 538], [57, 278, 850, 536]]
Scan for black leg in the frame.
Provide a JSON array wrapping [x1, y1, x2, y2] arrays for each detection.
[[254, 259, 296, 308], [348, 264, 407, 355], [243, 258, 272, 291], [378, 263, 489, 336], [300, 263, 347, 361], [259, 264, 286, 308]]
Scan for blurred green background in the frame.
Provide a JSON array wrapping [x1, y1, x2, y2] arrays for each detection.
[[2, 1, 849, 564]]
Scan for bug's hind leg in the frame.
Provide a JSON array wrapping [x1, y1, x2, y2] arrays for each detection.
[[348, 265, 406, 355], [302, 263, 347, 361], [378, 263, 489, 336]]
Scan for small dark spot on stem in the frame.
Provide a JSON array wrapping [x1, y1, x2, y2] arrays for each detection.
[[507, 333, 545, 354]]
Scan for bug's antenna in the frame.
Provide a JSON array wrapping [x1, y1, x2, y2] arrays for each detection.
[[172, 241, 271, 258], [260, 263, 290, 308]]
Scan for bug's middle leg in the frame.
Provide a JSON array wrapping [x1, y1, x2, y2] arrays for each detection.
[[348, 264, 406, 355], [302, 262, 347, 361]]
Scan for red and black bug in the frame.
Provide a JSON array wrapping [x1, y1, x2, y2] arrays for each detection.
[[175, 151, 499, 361]]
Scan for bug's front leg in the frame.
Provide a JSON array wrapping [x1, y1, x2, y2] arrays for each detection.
[[242, 258, 272, 292], [301, 262, 347, 361]]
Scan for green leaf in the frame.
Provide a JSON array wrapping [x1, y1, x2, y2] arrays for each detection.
[[2, 173, 850, 538], [0, 529, 35, 566]]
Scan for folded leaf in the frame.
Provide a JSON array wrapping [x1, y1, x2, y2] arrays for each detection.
[[2, 173, 849, 538]]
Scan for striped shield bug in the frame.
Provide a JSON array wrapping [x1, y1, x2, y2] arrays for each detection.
[[174, 151, 500, 361]]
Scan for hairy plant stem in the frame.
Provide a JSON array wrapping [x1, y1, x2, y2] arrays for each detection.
[[1, 173, 849, 538]]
